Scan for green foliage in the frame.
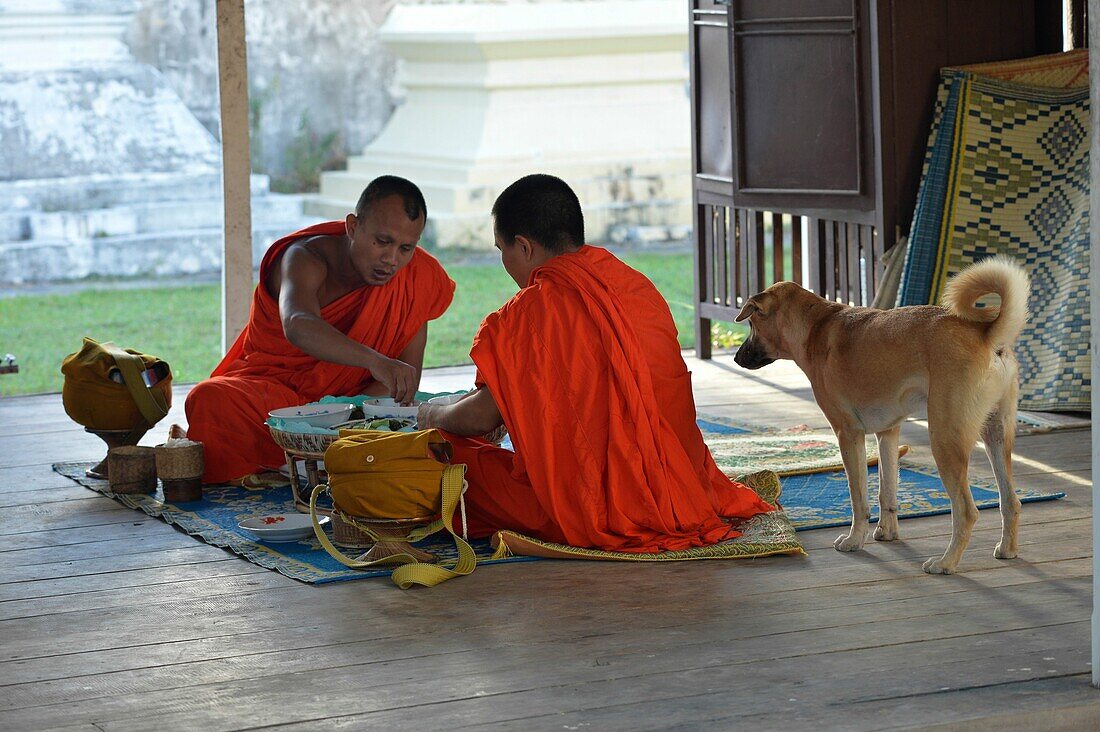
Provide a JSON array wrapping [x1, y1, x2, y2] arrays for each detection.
[[248, 81, 276, 175], [711, 322, 747, 350], [0, 285, 222, 397], [0, 252, 748, 396], [271, 112, 343, 193]]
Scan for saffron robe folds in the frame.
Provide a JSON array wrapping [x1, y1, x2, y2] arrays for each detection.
[[186, 221, 455, 483], [449, 246, 773, 553]]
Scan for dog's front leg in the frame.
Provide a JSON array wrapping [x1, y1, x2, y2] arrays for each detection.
[[834, 428, 870, 552], [874, 425, 901, 541]]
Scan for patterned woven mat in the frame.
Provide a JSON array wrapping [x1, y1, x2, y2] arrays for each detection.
[[51, 461, 537, 584], [778, 462, 1063, 531], [492, 470, 803, 561], [46, 417, 768, 583], [708, 432, 896, 477], [493, 434, 1064, 562], [898, 50, 1090, 411], [54, 416, 1064, 574]]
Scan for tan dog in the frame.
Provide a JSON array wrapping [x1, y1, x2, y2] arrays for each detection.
[[734, 256, 1030, 574]]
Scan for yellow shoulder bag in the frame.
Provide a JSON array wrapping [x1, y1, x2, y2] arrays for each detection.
[[310, 429, 476, 589]]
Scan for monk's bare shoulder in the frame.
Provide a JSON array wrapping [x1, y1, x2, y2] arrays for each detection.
[[264, 234, 345, 299]]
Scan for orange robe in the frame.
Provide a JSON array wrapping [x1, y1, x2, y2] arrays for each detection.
[[447, 245, 773, 553], [186, 221, 455, 483]]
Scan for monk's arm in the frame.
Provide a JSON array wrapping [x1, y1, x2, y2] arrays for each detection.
[[279, 246, 418, 402], [362, 324, 427, 397], [417, 386, 503, 436]]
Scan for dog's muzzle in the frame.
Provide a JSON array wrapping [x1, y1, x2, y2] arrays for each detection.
[[734, 339, 775, 370]]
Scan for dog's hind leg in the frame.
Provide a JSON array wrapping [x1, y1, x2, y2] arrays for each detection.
[[874, 425, 901, 541], [983, 387, 1021, 560], [834, 428, 871, 552], [922, 427, 979, 575]]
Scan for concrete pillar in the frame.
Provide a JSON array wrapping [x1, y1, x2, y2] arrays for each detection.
[[215, 0, 254, 351]]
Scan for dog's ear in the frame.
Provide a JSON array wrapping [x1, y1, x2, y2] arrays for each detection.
[[736, 294, 772, 322], [735, 300, 757, 322]]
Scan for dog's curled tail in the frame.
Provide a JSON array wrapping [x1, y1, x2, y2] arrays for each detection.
[[942, 256, 1030, 347]]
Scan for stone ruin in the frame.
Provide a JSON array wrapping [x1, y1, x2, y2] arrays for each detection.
[[0, 0, 313, 285]]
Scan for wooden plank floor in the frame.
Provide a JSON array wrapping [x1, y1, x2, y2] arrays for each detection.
[[0, 355, 1097, 731]]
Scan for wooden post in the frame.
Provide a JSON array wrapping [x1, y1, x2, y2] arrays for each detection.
[[1089, 0, 1100, 690], [216, 0, 253, 352]]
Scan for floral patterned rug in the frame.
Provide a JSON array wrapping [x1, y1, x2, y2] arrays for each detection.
[[53, 415, 1062, 582], [707, 431, 890, 477]]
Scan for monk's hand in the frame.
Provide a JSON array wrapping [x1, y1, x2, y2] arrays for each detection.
[[369, 355, 418, 405], [417, 403, 438, 430]]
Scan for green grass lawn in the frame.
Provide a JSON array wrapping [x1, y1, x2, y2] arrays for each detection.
[[0, 251, 745, 396]]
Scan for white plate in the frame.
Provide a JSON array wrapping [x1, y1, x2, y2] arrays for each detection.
[[268, 403, 355, 428], [238, 513, 329, 543], [360, 398, 420, 420]]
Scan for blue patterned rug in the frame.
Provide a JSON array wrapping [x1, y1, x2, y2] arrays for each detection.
[[897, 52, 1090, 411], [781, 463, 1063, 530], [52, 416, 1062, 583]]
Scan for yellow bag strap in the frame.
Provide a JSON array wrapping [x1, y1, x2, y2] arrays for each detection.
[[309, 463, 477, 589], [98, 341, 169, 426]]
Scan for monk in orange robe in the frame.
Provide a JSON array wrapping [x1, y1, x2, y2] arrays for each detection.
[[185, 176, 455, 484], [418, 174, 772, 553]]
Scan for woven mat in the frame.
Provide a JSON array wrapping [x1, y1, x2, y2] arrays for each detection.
[[492, 470, 803, 561], [708, 431, 903, 477], [55, 415, 1063, 574], [898, 50, 1091, 411], [48, 417, 766, 583], [493, 454, 1064, 562], [778, 461, 1063, 531], [52, 461, 537, 584]]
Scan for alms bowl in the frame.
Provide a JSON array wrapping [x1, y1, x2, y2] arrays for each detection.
[[268, 403, 355, 429]]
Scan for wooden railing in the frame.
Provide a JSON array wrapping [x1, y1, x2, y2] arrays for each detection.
[[693, 203, 887, 356]]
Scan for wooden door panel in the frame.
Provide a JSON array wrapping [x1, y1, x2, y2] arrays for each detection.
[[727, 0, 875, 213]]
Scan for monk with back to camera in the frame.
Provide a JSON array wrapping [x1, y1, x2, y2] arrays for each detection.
[[417, 174, 774, 552], [181, 175, 455, 484]]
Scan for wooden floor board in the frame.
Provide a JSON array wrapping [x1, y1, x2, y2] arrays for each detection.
[[1, 587, 1088, 730], [0, 357, 1094, 730]]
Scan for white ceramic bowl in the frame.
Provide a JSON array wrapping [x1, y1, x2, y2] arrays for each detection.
[[268, 403, 355, 428], [360, 398, 420, 420], [238, 513, 330, 543], [427, 392, 468, 406]]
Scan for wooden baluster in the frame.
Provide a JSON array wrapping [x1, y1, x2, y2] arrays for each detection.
[[753, 211, 766, 292], [823, 220, 837, 302], [791, 215, 803, 286], [737, 208, 751, 305], [807, 218, 822, 296], [693, 203, 712, 358], [714, 207, 727, 306], [772, 212, 785, 282], [847, 222, 861, 306]]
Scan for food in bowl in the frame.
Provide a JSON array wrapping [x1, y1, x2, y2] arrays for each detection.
[[360, 398, 420, 420], [268, 403, 355, 429]]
